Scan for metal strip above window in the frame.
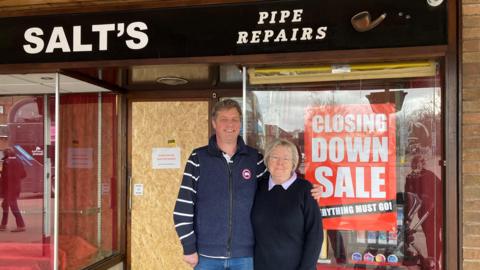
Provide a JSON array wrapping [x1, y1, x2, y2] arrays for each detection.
[[248, 61, 437, 85]]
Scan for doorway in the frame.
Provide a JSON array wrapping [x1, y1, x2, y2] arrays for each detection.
[[128, 99, 209, 269], [0, 73, 121, 270]]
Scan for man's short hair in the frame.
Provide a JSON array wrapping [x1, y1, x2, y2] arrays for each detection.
[[211, 99, 242, 119]]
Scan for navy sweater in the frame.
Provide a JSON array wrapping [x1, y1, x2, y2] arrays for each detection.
[[173, 135, 266, 257], [252, 177, 323, 270]]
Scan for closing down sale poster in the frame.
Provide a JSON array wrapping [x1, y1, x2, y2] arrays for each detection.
[[304, 104, 396, 231]]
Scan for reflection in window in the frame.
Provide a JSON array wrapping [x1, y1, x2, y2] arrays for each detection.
[[0, 95, 53, 270], [58, 93, 119, 270], [13, 101, 42, 123], [246, 74, 443, 269]]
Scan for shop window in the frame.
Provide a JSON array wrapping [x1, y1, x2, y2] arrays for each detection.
[[0, 73, 121, 270], [58, 93, 120, 270], [246, 61, 443, 269], [0, 125, 8, 138], [0, 95, 53, 270]]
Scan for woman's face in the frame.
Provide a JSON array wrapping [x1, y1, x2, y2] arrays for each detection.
[[267, 145, 294, 182]]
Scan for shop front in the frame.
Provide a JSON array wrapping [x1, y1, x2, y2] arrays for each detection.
[[0, 0, 457, 270], [244, 62, 444, 270], [0, 74, 120, 270]]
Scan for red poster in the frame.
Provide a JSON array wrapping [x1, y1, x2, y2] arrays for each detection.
[[304, 104, 396, 231]]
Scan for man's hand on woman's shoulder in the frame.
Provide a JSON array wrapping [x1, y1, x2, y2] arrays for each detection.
[[311, 184, 323, 200]]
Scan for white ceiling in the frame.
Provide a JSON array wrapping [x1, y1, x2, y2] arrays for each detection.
[[0, 73, 110, 95]]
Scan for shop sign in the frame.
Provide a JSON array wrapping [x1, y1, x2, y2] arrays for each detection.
[[0, 0, 446, 64], [304, 104, 397, 231], [31, 146, 44, 156]]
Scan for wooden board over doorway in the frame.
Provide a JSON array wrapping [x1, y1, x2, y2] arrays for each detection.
[[129, 100, 209, 269]]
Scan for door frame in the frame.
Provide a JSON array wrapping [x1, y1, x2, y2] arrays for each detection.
[[124, 88, 240, 269]]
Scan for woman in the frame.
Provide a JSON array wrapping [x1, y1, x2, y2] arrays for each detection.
[[252, 139, 323, 270]]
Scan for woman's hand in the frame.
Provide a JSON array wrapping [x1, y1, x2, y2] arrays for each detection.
[[183, 252, 198, 268]]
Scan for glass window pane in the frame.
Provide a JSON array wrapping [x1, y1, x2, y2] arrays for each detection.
[[58, 93, 119, 269], [0, 95, 53, 270], [246, 67, 443, 269]]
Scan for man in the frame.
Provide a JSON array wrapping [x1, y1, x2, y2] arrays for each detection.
[[404, 155, 442, 269], [173, 99, 321, 270], [0, 148, 26, 232]]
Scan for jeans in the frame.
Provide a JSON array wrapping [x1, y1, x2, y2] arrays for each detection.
[[195, 256, 253, 270], [1, 198, 25, 228]]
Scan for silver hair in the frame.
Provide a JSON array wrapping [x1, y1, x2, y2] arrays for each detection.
[[264, 138, 299, 172]]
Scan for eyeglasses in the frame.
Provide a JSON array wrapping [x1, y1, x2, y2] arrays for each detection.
[[269, 156, 292, 163]]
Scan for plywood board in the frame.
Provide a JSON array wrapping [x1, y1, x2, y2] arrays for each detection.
[[130, 101, 209, 270]]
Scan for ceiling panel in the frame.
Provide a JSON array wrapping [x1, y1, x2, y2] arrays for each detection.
[[58, 81, 108, 93], [0, 75, 39, 85], [0, 84, 53, 95], [0, 73, 110, 95]]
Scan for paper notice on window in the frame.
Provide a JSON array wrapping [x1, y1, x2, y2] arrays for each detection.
[[67, 148, 93, 168], [152, 147, 181, 169]]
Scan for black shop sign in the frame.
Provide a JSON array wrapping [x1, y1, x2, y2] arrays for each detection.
[[0, 0, 447, 64]]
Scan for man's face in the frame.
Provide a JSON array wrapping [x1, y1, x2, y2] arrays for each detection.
[[411, 160, 424, 172], [212, 108, 241, 144], [3, 149, 12, 157]]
